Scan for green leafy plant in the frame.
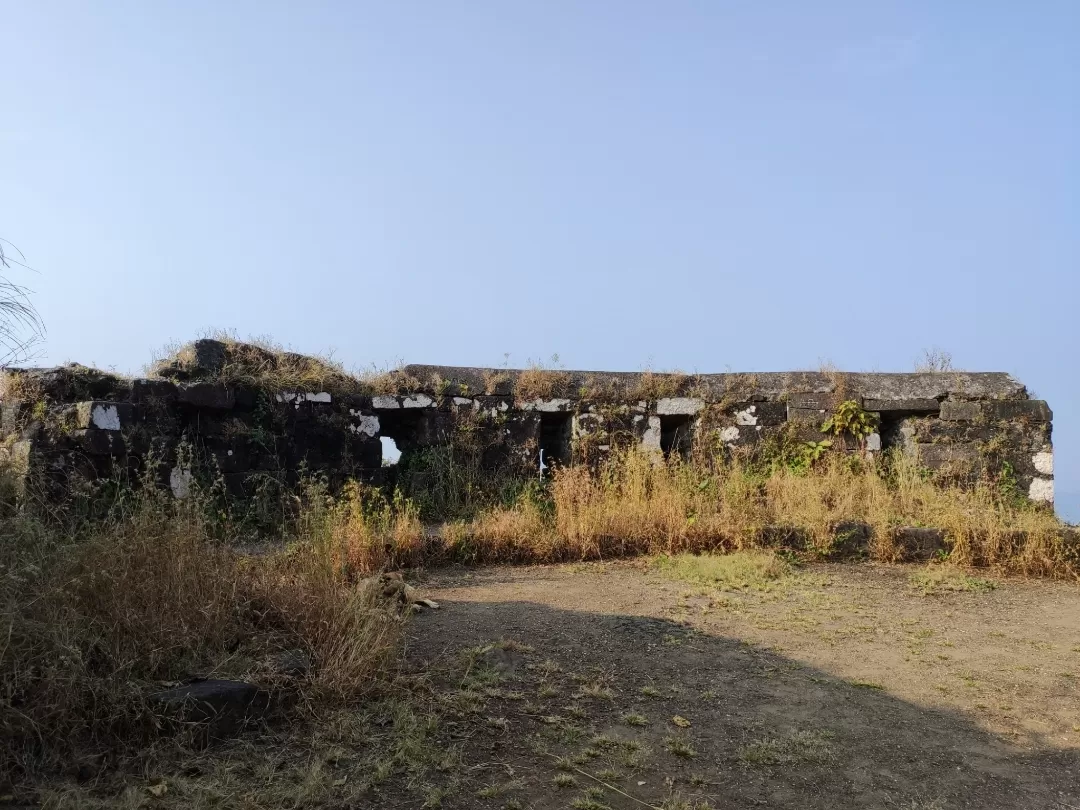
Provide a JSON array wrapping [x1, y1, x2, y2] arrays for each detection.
[[822, 400, 879, 449]]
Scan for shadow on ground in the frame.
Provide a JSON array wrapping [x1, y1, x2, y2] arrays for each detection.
[[406, 591, 1080, 810]]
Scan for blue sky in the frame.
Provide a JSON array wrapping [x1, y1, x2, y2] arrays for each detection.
[[1, 2, 1077, 519]]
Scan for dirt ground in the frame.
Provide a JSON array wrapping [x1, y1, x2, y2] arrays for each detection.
[[402, 559, 1080, 810]]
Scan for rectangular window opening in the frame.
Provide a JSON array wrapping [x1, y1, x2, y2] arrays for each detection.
[[660, 414, 693, 458], [539, 412, 573, 468]]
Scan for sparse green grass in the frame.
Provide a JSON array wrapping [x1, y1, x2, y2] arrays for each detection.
[[476, 778, 524, 799], [574, 682, 615, 700], [639, 685, 661, 697], [621, 712, 649, 727], [850, 680, 886, 690], [910, 566, 997, 595], [654, 550, 795, 592], [664, 737, 698, 758], [553, 773, 578, 788], [738, 729, 835, 766], [571, 796, 613, 810]]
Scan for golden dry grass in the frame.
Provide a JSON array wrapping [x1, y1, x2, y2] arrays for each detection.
[[448, 448, 1069, 576], [515, 366, 574, 401], [148, 329, 424, 398], [0, 481, 408, 784]]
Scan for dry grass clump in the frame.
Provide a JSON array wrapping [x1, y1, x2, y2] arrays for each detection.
[[516, 366, 574, 402], [908, 565, 996, 595], [738, 729, 835, 766], [149, 330, 365, 397], [297, 480, 426, 576], [629, 369, 692, 401], [654, 550, 794, 591], [0, 480, 407, 785], [448, 447, 1069, 576]]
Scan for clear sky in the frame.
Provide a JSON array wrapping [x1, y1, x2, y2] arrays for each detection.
[[1, 2, 1077, 519]]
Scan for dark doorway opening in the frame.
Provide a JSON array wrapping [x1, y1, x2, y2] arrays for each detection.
[[539, 412, 573, 468], [660, 414, 693, 458]]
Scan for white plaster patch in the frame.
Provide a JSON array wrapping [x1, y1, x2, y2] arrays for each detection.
[[522, 398, 572, 412], [1033, 451, 1054, 476], [277, 392, 332, 408], [642, 416, 662, 450], [227, 450, 233, 456], [656, 397, 705, 416], [865, 433, 882, 452], [403, 394, 435, 408], [169, 466, 192, 499], [719, 426, 740, 445], [372, 396, 400, 409], [735, 406, 758, 426], [90, 404, 121, 431], [452, 397, 474, 407], [1029, 477, 1054, 503], [633, 414, 644, 423], [348, 413, 380, 438]]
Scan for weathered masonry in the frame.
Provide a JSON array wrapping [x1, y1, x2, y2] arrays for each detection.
[[0, 341, 1055, 506]]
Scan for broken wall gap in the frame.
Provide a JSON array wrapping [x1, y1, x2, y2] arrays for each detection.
[[380, 436, 402, 467], [376, 410, 426, 466]]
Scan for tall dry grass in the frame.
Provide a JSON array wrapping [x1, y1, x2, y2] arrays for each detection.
[[0, 481, 409, 783], [453, 447, 1070, 576]]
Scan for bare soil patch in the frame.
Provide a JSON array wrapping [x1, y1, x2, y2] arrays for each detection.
[[402, 559, 1080, 810], [29, 558, 1079, 809]]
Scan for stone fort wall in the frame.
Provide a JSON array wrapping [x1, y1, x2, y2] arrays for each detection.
[[0, 339, 1055, 507]]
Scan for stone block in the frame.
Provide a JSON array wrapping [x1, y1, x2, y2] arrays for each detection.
[[986, 400, 1052, 422], [73, 402, 134, 430], [656, 397, 705, 415], [177, 383, 236, 411], [744, 401, 788, 426], [149, 678, 270, 739], [69, 429, 126, 455], [915, 443, 980, 471], [131, 377, 178, 402], [910, 420, 995, 444], [789, 423, 831, 443], [715, 424, 761, 447], [827, 521, 872, 558], [940, 400, 1052, 423], [788, 407, 828, 425], [233, 387, 259, 411], [4, 364, 129, 402], [1, 401, 27, 432], [893, 527, 948, 561], [208, 440, 253, 473], [939, 402, 980, 421], [760, 525, 809, 550], [864, 398, 940, 414], [788, 392, 840, 411]]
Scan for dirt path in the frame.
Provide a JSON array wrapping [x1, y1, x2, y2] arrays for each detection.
[[405, 560, 1080, 810]]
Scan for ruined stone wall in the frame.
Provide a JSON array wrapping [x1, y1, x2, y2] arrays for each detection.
[[0, 343, 1056, 507]]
